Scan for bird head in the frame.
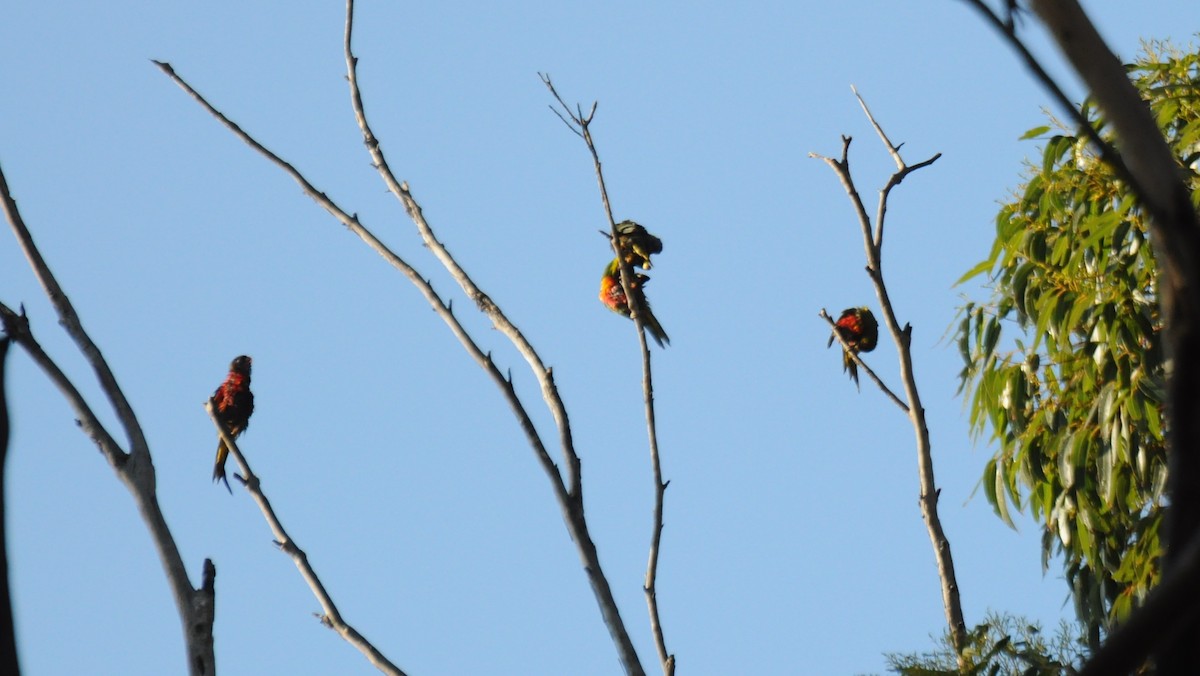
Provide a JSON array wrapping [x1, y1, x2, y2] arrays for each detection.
[[230, 355, 252, 375]]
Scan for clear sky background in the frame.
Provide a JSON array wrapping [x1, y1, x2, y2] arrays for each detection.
[[1, 2, 1196, 674]]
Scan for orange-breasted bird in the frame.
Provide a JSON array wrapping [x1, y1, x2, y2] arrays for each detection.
[[828, 307, 878, 387], [614, 220, 663, 270], [600, 258, 669, 347], [212, 355, 254, 492]]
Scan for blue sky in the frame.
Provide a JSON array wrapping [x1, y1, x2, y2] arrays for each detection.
[[1, 2, 1195, 674]]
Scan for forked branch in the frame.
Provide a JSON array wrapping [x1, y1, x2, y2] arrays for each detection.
[[811, 91, 966, 664], [0, 163, 214, 674]]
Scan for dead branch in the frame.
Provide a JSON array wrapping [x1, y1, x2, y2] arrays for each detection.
[[340, 5, 648, 673], [812, 92, 966, 666], [0, 333, 17, 676], [0, 162, 214, 674], [541, 73, 674, 675], [155, 55, 586, 672], [205, 400, 406, 676]]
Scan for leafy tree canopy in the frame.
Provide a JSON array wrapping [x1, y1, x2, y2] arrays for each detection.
[[957, 39, 1200, 647]]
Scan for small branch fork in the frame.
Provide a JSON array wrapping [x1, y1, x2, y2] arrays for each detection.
[[204, 402, 406, 676], [811, 89, 967, 665], [541, 73, 674, 676], [0, 163, 216, 675]]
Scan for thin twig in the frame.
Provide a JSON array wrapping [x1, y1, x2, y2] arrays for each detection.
[[818, 309, 909, 412], [0, 302, 125, 462], [0, 164, 214, 674], [812, 96, 967, 665], [541, 73, 673, 675], [205, 401, 406, 676]]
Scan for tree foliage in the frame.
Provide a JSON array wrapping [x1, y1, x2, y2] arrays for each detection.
[[885, 611, 1085, 676], [957, 40, 1200, 647]]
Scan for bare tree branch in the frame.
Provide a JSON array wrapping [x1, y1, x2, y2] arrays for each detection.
[[154, 55, 593, 667], [205, 400, 406, 676], [342, 2, 584, 496], [339, 5, 648, 673], [540, 73, 674, 675], [812, 95, 967, 665], [0, 162, 214, 674], [156, 15, 654, 673], [954, 0, 1139, 200]]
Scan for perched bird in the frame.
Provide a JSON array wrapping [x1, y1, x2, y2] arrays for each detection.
[[599, 258, 670, 347], [828, 307, 878, 387], [211, 355, 254, 492], [614, 220, 663, 269]]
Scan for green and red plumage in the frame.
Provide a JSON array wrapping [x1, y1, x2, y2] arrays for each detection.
[[212, 355, 254, 492], [828, 307, 878, 387], [600, 258, 669, 347]]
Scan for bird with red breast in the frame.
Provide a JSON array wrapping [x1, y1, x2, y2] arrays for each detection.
[[211, 355, 254, 492]]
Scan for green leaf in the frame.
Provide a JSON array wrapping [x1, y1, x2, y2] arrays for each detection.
[[1020, 125, 1052, 140], [983, 318, 1001, 362], [1098, 442, 1115, 508], [1043, 135, 1071, 174]]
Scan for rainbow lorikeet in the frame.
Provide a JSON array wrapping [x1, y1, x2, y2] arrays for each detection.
[[614, 220, 663, 269], [599, 258, 669, 347], [212, 355, 254, 493], [827, 307, 878, 387]]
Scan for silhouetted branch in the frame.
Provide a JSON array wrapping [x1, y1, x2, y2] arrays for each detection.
[[0, 333, 16, 675]]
